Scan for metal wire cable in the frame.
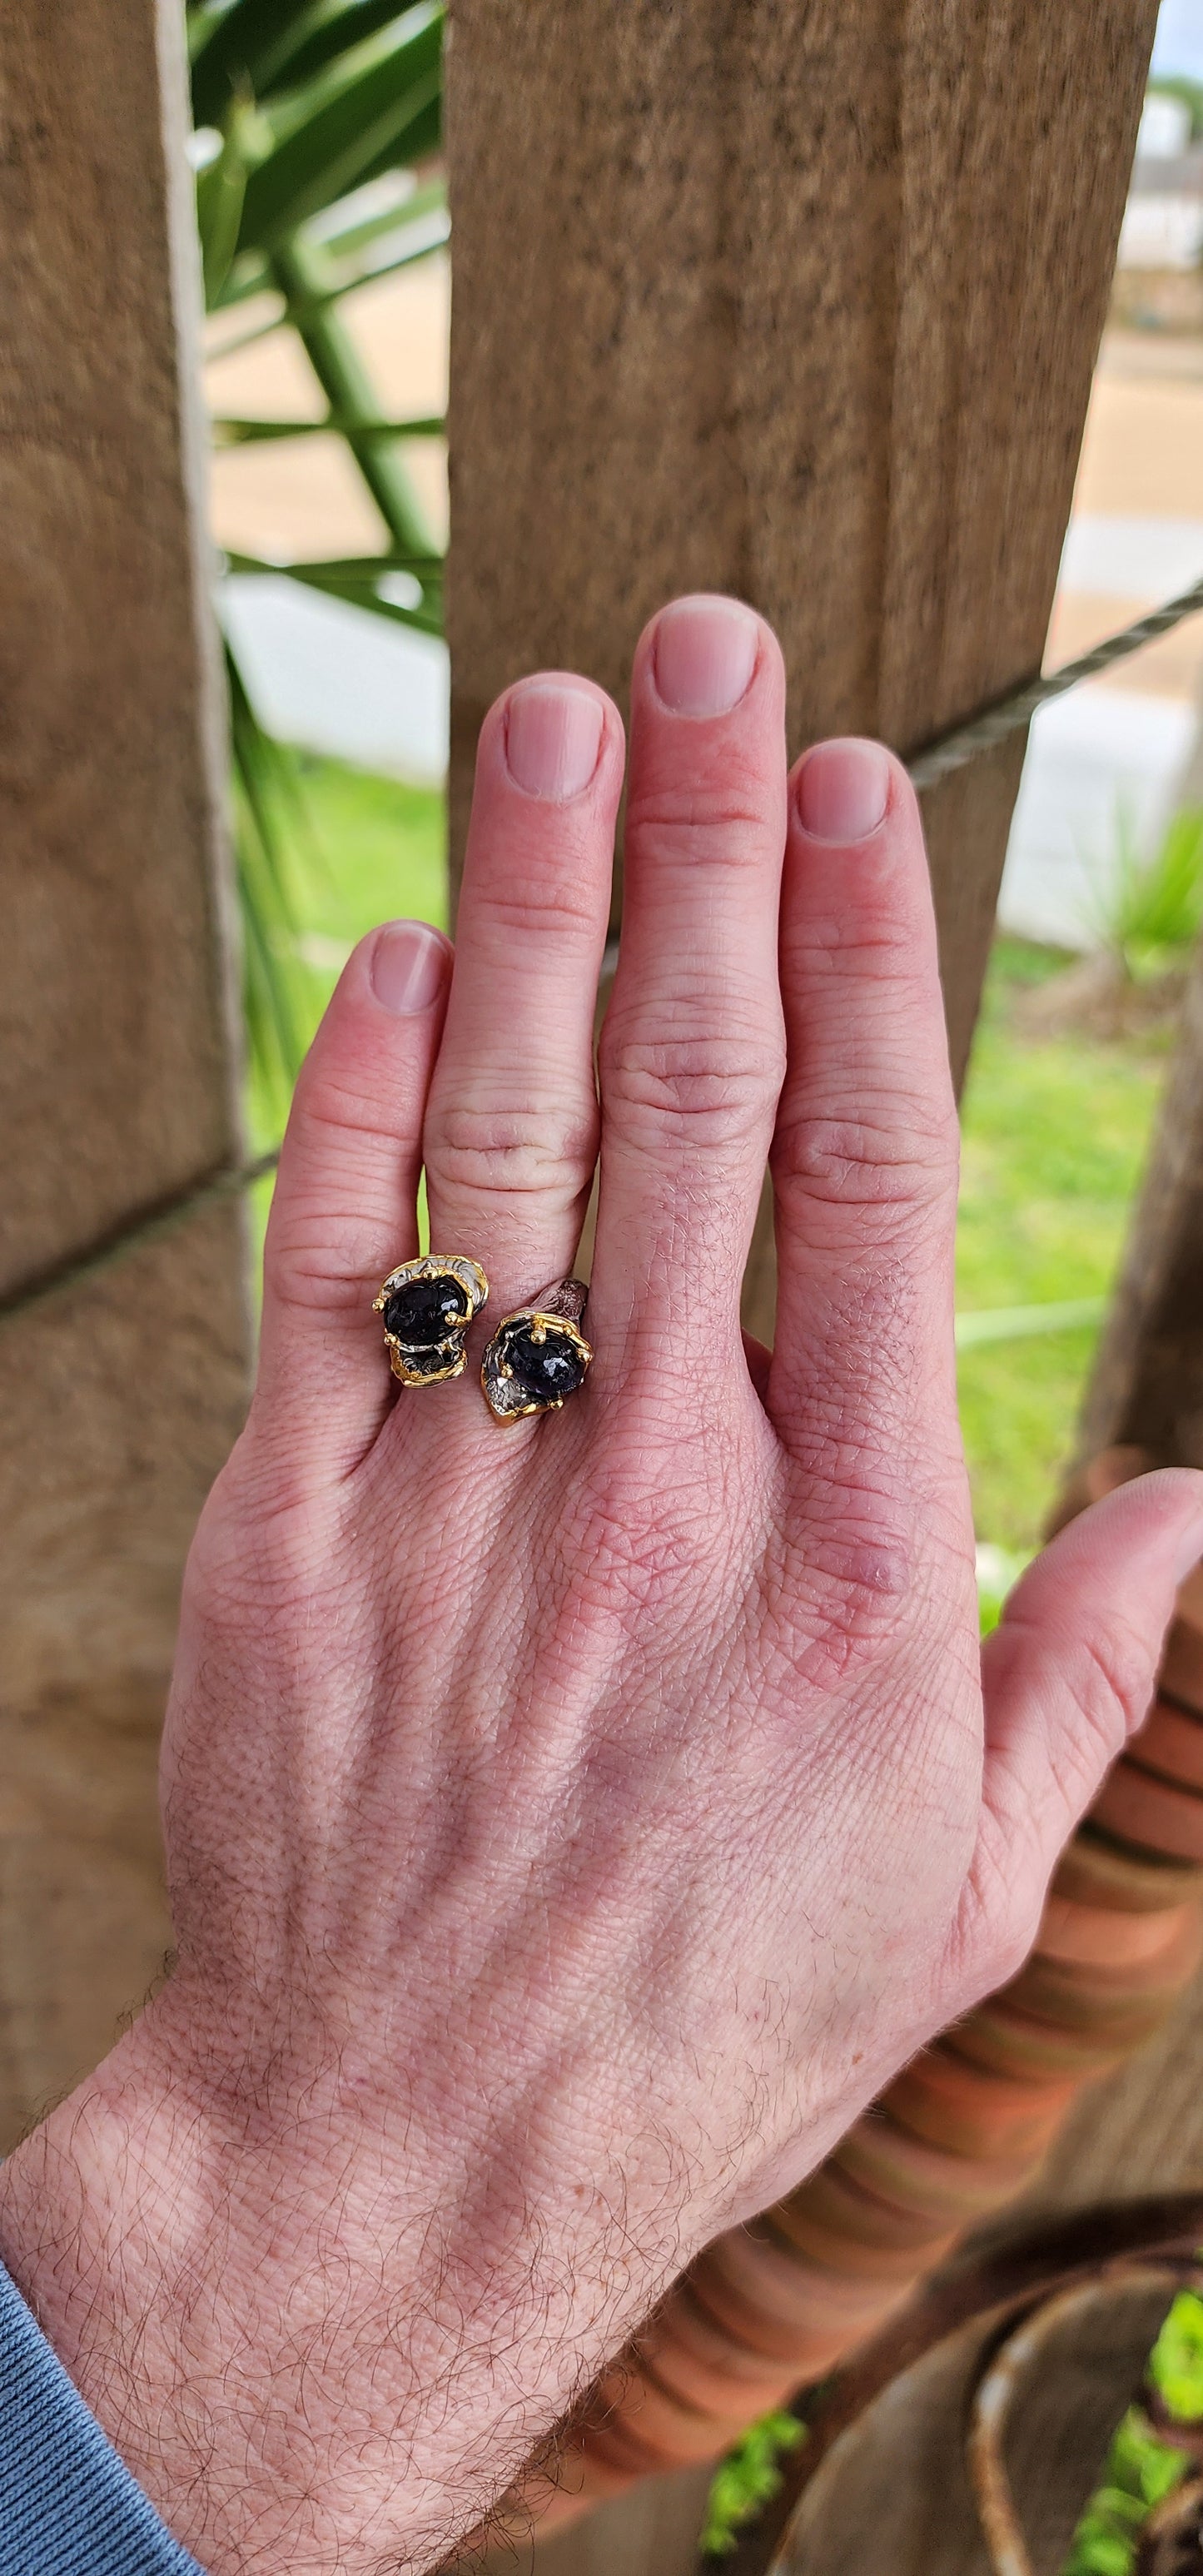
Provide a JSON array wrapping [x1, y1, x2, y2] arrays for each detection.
[[906, 571, 1203, 789], [4, 573, 1203, 1333], [0, 1149, 282, 1327]]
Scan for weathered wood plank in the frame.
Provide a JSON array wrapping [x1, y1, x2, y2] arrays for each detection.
[[783, 2277, 1174, 2576], [447, 0, 1152, 1351], [0, 0, 249, 2141], [447, 2, 1159, 2568]]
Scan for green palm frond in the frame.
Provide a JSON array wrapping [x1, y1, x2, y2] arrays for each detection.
[[224, 640, 320, 1120], [187, 0, 447, 1090]]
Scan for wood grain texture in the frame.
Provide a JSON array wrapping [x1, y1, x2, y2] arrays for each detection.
[[445, 0, 1153, 1401], [445, 7, 1161, 2567], [782, 2277, 1174, 2576], [445, 0, 1151, 972], [0, 0, 249, 2143], [0, 0, 241, 1281], [446, 0, 1151, 757]]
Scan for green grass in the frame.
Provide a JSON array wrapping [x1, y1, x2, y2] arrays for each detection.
[[701, 2411, 806, 2559], [243, 753, 445, 1266], [246, 751, 445, 1144], [955, 940, 1167, 1552], [281, 753, 448, 954], [1064, 2291, 1203, 2576]]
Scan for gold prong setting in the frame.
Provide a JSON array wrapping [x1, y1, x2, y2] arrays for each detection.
[[373, 1255, 489, 1387], [480, 1279, 593, 1423]]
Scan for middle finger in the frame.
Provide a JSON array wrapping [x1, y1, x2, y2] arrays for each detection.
[[590, 595, 788, 1384]]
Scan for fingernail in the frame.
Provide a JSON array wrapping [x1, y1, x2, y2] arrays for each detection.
[[370, 920, 449, 1015], [505, 681, 604, 800], [796, 738, 891, 843], [653, 594, 759, 717]]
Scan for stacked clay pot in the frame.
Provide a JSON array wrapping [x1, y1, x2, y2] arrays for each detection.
[[522, 1448, 1203, 2529]]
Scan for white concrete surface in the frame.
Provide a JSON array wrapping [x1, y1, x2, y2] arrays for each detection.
[[1138, 93, 1194, 157], [1059, 515, 1203, 595], [997, 685, 1197, 950], [221, 574, 449, 785], [1120, 194, 1203, 269]]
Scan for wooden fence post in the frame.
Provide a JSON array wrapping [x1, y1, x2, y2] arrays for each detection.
[[445, 2, 1159, 2568], [0, 0, 249, 2144], [445, 0, 1155, 1117]]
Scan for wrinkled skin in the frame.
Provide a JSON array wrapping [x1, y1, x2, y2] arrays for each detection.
[[2, 597, 1201, 2576]]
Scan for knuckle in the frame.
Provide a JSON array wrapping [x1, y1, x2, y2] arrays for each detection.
[[961, 1853, 1041, 1999], [942, 1815, 1043, 2008], [1068, 1619, 1157, 1761], [627, 773, 775, 862], [266, 1209, 384, 1316], [475, 883, 603, 945], [425, 1095, 599, 1204], [995, 1607, 1156, 1802], [782, 918, 929, 979], [601, 1011, 784, 1148], [292, 1082, 400, 1153], [773, 1097, 957, 1226]]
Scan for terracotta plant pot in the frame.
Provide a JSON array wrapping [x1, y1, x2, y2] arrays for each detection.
[[1158, 1620, 1203, 1718], [1006, 1911, 1203, 2027], [949, 1994, 1157, 2081], [1091, 1757, 1203, 1865], [696, 2217, 910, 2341], [1051, 1823, 1203, 1912], [584, 2359, 763, 2469], [1035, 1889, 1197, 1967], [884, 2041, 1076, 2161], [634, 2285, 799, 2419], [1135, 1698, 1203, 1793], [770, 2176, 955, 2278], [833, 2111, 1034, 2223]]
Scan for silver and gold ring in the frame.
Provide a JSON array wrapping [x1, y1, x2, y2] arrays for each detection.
[[374, 1259, 592, 1420], [480, 1278, 593, 1423], [373, 1255, 488, 1385]]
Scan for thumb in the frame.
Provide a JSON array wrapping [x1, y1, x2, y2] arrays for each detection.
[[974, 1468, 1203, 1954]]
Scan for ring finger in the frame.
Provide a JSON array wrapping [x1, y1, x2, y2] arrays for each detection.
[[421, 676, 624, 1318]]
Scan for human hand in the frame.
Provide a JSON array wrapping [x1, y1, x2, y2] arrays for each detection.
[[2, 594, 1200, 2575]]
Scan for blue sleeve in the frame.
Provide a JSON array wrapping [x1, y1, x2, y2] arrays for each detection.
[[0, 2258, 206, 2574]]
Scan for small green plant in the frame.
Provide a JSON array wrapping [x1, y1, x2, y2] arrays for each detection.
[[702, 2411, 806, 2558], [1064, 2404, 1190, 2576], [186, 0, 447, 1098], [1085, 804, 1203, 987], [1064, 2292, 1203, 2575]]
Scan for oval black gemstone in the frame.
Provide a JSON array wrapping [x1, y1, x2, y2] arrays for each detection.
[[504, 1322, 586, 1401], [384, 1273, 470, 1347]]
